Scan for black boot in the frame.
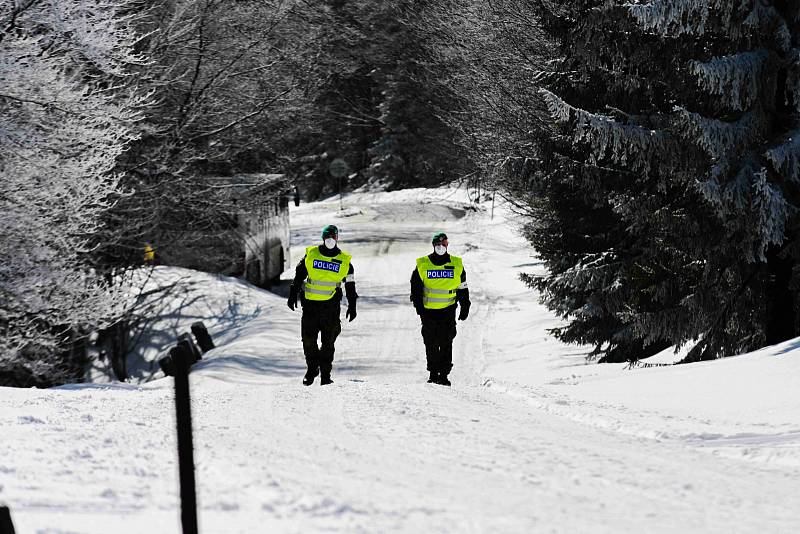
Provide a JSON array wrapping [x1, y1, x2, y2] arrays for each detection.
[[302, 369, 317, 386], [427, 371, 438, 384], [437, 374, 451, 387], [320, 374, 333, 386]]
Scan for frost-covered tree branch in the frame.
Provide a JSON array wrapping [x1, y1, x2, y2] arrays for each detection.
[[0, 0, 149, 384], [94, 0, 311, 269]]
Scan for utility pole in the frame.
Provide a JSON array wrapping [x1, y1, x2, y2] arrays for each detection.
[[329, 158, 349, 211]]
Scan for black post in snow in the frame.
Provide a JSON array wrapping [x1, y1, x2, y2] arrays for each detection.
[[173, 346, 199, 534], [190, 321, 215, 353], [177, 333, 202, 362], [0, 506, 15, 534]]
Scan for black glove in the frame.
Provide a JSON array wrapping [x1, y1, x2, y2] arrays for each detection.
[[346, 304, 357, 322], [458, 303, 470, 321], [287, 285, 298, 311]]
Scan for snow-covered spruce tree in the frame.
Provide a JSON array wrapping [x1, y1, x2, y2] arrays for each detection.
[[525, 1, 800, 362], [0, 0, 147, 385]]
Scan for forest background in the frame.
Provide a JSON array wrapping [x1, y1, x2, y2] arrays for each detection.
[[2, 0, 799, 386]]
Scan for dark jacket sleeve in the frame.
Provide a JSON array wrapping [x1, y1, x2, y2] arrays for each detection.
[[457, 268, 470, 310], [289, 256, 307, 303], [292, 256, 307, 287], [344, 263, 357, 304], [410, 269, 424, 310]]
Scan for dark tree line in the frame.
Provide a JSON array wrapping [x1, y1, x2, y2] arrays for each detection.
[[279, 0, 473, 197]]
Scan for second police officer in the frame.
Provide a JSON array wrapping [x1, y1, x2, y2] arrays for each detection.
[[410, 232, 471, 386]]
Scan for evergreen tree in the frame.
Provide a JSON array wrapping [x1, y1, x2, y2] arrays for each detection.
[[522, 0, 800, 361]]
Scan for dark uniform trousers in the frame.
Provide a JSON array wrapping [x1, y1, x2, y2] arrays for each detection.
[[301, 299, 341, 378], [421, 307, 457, 375]]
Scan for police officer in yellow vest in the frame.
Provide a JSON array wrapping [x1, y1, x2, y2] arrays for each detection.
[[287, 224, 357, 385], [410, 232, 470, 386]]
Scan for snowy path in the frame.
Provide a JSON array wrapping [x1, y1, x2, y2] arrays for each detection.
[[2, 187, 799, 532]]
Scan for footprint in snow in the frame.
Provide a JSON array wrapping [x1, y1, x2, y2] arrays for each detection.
[[18, 415, 45, 424]]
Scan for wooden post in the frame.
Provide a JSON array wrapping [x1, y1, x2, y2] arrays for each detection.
[[190, 322, 215, 353], [159, 353, 175, 377], [178, 334, 202, 362], [0, 506, 15, 534], [172, 347, 199, 534]]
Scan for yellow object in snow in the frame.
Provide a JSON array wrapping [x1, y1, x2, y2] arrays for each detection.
[[143, 244, 155, 263]]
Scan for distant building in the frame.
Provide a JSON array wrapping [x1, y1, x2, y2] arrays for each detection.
[[155, 173, 291, 287]]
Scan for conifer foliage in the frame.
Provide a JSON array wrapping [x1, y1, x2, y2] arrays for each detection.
[[522, 0, 800, 361]]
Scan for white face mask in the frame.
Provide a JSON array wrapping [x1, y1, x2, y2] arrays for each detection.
[[434, 245, 447, 256], [324, 238, 337, 249]]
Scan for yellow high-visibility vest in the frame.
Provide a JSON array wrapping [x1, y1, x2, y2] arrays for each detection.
[[303, 246, 351, 301], [416, 255, 463, 309]]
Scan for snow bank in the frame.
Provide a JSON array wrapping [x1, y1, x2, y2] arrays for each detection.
[[87, 267, 285, 383]]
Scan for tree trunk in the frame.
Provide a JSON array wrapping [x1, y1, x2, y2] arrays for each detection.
[[766, 245, 795, 345]]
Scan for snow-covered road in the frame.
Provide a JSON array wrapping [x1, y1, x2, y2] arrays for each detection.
[[2, 187, 799, 533]]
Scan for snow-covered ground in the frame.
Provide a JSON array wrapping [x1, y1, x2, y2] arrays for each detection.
[[2, 185, 799, 533]]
